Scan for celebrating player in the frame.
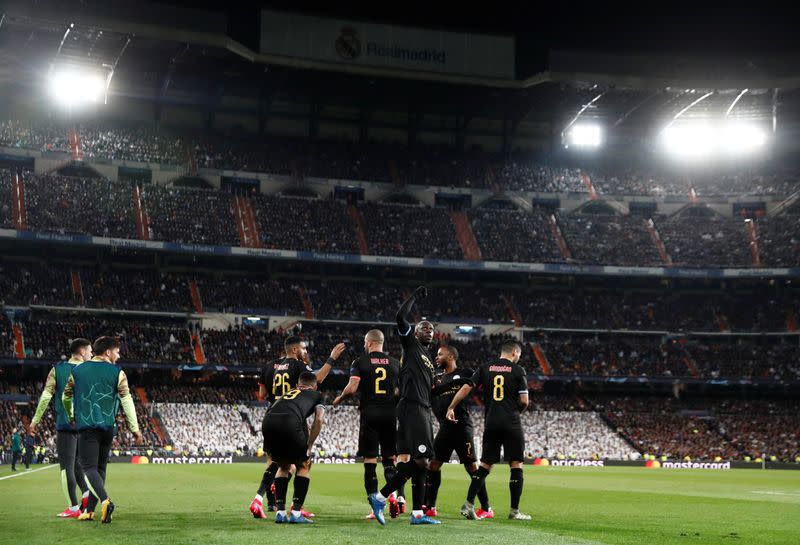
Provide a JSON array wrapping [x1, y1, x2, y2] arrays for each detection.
[[446, 340, 531, 521], [262, 372, 325, 524], [333, 329, 405, 519], [425, 345, 493, 519], [368, 286, 440, 525]]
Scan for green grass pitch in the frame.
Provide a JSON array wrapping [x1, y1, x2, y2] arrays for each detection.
[[1, 463, 798, 544]]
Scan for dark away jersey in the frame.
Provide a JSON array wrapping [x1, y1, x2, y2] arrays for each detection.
[[432, 370, 473, 427], [471, 358, 528, 426], [267, 388, 324, 425], [398, 330, 435, 407], [350, 352, 400, 410], [260, 358, 312, 401]]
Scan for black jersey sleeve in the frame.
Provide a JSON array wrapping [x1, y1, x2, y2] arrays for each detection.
[[514, 366, 529, 396], [349, 358, 362, 378]]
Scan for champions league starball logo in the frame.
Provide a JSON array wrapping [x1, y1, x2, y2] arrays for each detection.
[[335, 27, 361, 60]]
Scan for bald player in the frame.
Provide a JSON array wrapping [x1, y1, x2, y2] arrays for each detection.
[[333, 329, 403, 518]]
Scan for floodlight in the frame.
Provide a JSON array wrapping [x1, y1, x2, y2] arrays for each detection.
[[48, 67, 106, 108], [565, 123, 603, 148]]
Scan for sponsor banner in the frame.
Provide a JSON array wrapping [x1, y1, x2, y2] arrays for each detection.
[[132, 455, 234, 464], [123, 455, 358, 464], [659, 461, 731, 470], [260, 9, 514, 79]]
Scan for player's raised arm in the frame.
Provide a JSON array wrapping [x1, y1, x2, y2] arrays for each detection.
[[314, 342, 346, 384], [397, 285, 427, 335]]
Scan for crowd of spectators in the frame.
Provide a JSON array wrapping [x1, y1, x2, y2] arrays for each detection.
[[359, 203, 463, 259], [19, 316, 192, 362], [196, 276, 303, 315], [252, 194, 358, 253], [0, 169, 13, 229], [756, 215, 800, 267], [82, 269, 192, 312], [0, 262, 76, 307], [496, 163, 586, 193], [536, 334, 691, 377], [686, 340, 800, 381], [657, 214, 752, 268], [715, 399, 800, 461], [559, 213, 663, 266], [7, 164, 800, 269], [155, 402, 256, 455], [469, 207, 562, 263], [4, 120, 800, 197], [200, 326, 284, 366], [595, 396, 740, 460], [142, 185, 239, 246], [25, 173, 136, 238]]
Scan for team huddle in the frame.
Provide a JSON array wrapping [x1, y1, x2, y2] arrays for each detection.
[[249, 286, 532, 525], [27, 287, 531, 526]]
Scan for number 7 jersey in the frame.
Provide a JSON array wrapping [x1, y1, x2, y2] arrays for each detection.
[[260, 357, 313, 402], [350, 352, 400, 410], [471, 358, 529, 426]]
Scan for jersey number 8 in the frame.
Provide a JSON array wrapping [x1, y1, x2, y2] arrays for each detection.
[[493, 375, 505, 401]]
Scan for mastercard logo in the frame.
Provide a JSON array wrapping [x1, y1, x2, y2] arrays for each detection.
[[644, 460, 661, 468], [131, 456, 150, 464]]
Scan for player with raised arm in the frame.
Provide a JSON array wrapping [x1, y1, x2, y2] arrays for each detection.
[[446, 339, 531, 521], [368, 286, 440, 525]]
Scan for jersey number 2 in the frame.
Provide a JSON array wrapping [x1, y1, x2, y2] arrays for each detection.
[[374, 367, 387, 394]]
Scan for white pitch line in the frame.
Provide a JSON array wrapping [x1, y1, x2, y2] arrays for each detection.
[[750, 490, 800, 497], [0, 464, 58, 481]]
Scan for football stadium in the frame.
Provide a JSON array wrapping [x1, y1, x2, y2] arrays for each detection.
[[0, 2, 799, 544]]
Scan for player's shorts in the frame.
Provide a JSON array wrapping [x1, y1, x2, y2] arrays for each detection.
[[481, 422, 525, 464], [262, 415, 309, 464], [433, 423, 476, 465], [358, 406, 397, 459], [396, 400, 434, 459]]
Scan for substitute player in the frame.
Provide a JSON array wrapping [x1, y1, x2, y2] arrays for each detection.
[[30, 338, 93, 518]]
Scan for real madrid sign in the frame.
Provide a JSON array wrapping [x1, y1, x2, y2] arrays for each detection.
[[261, 9, 514, 80]]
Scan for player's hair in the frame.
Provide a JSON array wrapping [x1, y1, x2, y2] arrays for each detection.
[[298, 371, 317, 387], [365, 329, 384, 344], [93, 336, 121, 355], [69, 338, 91, 355], [500, 339, 522, 355], [284, 336, 303, 352], [440, 345, 459, 361]]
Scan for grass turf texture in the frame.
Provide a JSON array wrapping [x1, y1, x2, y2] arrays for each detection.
[[1, 464, 798, 545]]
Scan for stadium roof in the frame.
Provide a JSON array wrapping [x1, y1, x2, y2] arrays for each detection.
[[1, 0, 799, 131]]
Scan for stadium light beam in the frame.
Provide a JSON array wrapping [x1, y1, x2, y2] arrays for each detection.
[[48, 67, 106, 108]]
